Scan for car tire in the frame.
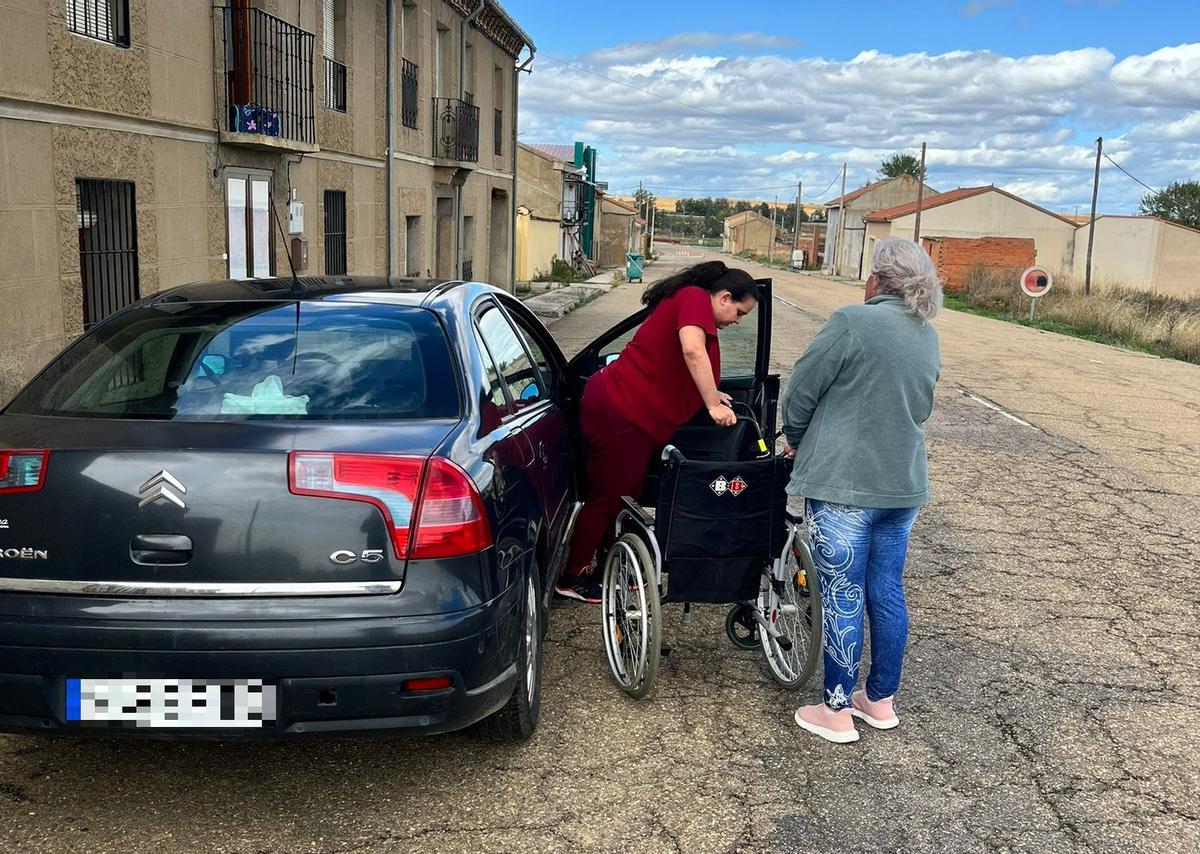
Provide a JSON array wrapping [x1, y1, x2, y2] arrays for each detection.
[[471, 568, 543, 742]]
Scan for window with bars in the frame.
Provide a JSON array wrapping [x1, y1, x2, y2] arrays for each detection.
[[75, 179, 140, 328], [65, 0, 130, 48], [401, 58, 419, 129], [324, 190, 347, 275], [322, 0, 347, 112]]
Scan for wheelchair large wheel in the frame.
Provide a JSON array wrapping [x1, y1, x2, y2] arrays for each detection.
[[601, 533, 661, 699], [759, 521, 822, 690]]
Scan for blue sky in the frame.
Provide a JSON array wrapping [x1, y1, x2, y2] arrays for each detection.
[[504, 0, 1200, 213]]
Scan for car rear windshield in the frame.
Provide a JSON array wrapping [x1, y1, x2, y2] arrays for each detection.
[[6, 301, 461, 421]]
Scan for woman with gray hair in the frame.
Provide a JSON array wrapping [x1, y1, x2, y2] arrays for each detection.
[[783, 237, 942, 744]]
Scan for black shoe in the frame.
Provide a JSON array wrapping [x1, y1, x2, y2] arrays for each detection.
[[554, 577, 602, 604]]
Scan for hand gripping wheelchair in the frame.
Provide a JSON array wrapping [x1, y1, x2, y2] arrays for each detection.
[[599, 413, 823, 699]]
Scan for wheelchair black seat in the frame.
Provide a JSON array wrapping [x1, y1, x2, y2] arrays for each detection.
[[653, 453, 791, 604]]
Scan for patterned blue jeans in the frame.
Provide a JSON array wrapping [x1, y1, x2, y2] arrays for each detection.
[[807, 499, 921, 711]]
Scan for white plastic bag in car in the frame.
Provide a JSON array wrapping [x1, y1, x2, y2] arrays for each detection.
[[221, 375, 310, 416]]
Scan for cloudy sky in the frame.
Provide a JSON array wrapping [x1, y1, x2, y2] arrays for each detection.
[[504, 0, 1199, 214]]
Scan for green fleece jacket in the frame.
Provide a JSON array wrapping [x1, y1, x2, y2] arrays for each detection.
[[782, 295, 941, 508]]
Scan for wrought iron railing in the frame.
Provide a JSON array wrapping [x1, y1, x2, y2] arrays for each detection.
[[433, 97, 479, 162], [221, 6, 316, 144], [324, 57, 347, 112], [401, 59, 419, 129], [494, 108, 503, 156], [462, 259, 473, 281]]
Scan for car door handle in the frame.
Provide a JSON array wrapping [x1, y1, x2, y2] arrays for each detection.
[[130, 534, 193, 566]]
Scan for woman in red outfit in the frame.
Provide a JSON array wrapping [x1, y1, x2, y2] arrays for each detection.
[[556, 261, 759, 603]]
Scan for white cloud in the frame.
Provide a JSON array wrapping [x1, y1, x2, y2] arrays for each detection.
[[522, 42, 1200, 212]]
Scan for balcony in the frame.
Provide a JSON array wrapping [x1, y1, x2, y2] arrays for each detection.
[[324, 57, 347, 112], [433, 98, 479, 163], [220, 6, 317, 153]]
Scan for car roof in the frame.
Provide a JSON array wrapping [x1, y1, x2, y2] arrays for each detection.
[[147, 276, 509, 309]]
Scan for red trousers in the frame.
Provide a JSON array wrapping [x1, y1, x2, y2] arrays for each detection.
[[565, 375, 661, 577]]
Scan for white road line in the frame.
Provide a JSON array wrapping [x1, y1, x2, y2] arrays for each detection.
[[958, 388, 1037, 428]]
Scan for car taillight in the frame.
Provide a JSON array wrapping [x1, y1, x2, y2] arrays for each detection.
[[288, 454, 491, 560], [0, 450, 49, 494], [410, 458, 492, 559]]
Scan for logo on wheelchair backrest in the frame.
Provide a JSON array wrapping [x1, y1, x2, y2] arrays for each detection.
[[709, 476, 748, 497]]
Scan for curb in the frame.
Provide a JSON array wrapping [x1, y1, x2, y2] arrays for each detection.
[[522, 268, 626, 320]]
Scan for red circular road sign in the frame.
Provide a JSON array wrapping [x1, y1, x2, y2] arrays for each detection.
[[1020, 266, 1053, 298]]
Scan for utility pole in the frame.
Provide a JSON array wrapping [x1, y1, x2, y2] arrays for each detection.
[[794, 180, 802, 251], [769, 197, 778, 264], [649, 196, 656, 251], [1084, 136, 1102, 296], [834, 162, 847, 275], [913, 141, 927, 243]]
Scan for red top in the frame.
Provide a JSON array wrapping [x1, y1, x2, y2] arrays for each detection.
[[597, 286, 720, 443]]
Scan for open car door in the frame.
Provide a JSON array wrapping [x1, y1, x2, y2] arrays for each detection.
[[566, 279, 778, 494]]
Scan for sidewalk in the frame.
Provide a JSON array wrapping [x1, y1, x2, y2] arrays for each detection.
[[521, 270, 618, 320]]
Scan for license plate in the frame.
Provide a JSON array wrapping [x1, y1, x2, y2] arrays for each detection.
[[65, 678, 277, 728]]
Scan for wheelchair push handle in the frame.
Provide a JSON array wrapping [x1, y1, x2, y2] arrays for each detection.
[[729, 402, 769, 455]]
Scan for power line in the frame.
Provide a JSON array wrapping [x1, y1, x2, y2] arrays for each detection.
[[1103, 153, 1157, 195]]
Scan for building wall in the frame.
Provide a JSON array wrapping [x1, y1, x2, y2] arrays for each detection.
[[1070, 217, 1200, 297], [1152, 221, 1200, 297], [0, 0, 525, 403], [515, 145, 566, 280], [863, 192, 1076, 281], [923, 236, 1035, 292], [596, 201, 639, 268], [515, 212, 562, 280], [1070, 217, 1158, 293]]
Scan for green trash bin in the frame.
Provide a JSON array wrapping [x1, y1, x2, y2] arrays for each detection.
[[626, 252, 644, 283]]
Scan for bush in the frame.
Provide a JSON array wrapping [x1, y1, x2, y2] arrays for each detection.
[[955, 264, 1200, 364], [531, 256, 578, 285]]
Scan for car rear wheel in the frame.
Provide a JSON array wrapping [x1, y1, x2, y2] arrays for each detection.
[[472, 568, 543, 742]]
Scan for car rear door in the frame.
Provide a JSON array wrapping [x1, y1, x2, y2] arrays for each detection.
[[495, 298, 573, 551]]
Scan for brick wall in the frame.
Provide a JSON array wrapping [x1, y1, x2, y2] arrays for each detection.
[[922, 236, 1035, 291]]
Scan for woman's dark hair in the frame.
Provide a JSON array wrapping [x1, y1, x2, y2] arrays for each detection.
[[641, 261, 758, 309]]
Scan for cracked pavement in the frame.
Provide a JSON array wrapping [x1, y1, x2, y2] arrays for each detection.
[[1, 247, 1197, 852]]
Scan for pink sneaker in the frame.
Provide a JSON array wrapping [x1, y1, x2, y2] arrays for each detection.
[[851, 689, 900, 730], [793, 703, 859, 744]]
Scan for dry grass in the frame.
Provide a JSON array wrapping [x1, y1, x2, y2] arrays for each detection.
[[958, 265, 1200, 364]]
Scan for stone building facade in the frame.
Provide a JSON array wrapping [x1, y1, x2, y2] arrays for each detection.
[[0, 0, 532, 402]]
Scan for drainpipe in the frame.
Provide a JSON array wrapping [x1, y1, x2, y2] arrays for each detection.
[[456, 1, 485, 280], [385, 0, 396, 276], [510, 46, 534, 292]]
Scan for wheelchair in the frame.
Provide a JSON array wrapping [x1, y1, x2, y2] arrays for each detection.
[[599, 413, 823, 699]]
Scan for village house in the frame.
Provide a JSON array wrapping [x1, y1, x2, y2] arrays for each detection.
[[824, 175, 936, 277], [1071, 216, 1200, 297], [862, 186, 1077, 282]]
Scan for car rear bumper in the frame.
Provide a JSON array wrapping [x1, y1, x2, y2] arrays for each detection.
[[0, 583, 522, 739]]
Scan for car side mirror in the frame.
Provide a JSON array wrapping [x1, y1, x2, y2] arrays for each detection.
[[602, 352, 620, 366]]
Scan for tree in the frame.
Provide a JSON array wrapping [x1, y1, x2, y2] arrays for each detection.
[[878, 154, 922, 180], [1139, 181, 1200, 230]]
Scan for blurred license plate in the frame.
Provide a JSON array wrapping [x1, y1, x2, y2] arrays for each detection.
[[66, 678, 277, 728]]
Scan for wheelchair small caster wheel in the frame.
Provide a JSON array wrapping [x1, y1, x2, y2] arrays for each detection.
[[725, 604, 759, 650]]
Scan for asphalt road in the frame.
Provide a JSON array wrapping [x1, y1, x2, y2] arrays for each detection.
[[1, 246, 1197, 853]]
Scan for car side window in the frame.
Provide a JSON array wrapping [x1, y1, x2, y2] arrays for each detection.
[[504, 310, 555, 397], [475, 306, 546, 412]]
